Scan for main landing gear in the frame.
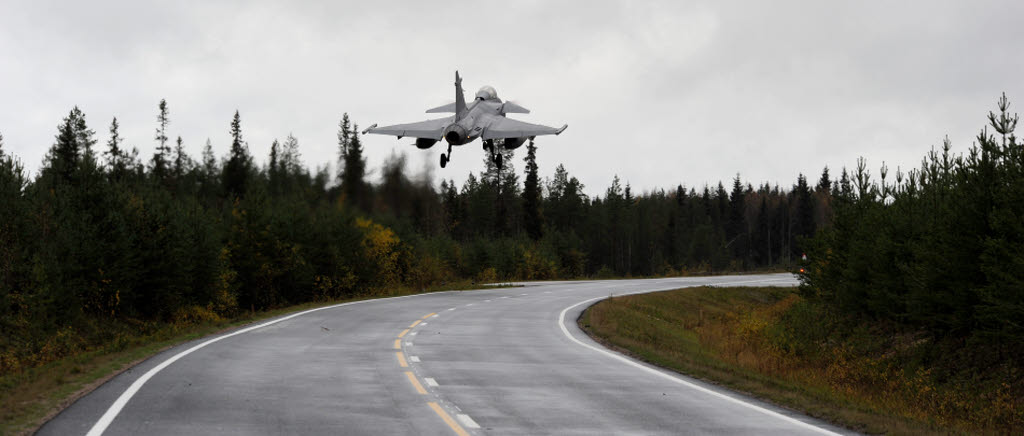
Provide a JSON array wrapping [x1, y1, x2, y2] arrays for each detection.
[[439, 142, 453, 168]]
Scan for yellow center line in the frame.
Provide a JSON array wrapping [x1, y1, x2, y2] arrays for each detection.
[[405, 371, 427, 394], [422, 312, 436, 319], [396, 351, 408, 367], [398, 328, 410, 338], [393, 339, 401, 350], [427, 402, 470, 436], [409, 319, 421, 328]]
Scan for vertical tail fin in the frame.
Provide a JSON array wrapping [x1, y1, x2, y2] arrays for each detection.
[[454, 70, 466, 121]]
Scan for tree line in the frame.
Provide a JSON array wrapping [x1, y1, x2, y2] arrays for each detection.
[[1, 100, 831, 374], [801, 94, 1024, 363]]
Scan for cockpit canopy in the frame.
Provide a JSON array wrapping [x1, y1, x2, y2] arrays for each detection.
[[475, 85, 499, 101]]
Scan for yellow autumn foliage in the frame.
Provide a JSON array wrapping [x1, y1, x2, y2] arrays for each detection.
[[355, 217, 403, 286]]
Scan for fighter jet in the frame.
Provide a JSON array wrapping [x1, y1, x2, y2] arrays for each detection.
[[362, 71, 567, 169]]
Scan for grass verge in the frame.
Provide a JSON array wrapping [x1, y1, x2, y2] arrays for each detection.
[[578, 286, 1014, 435], [0, 280, 514, 436]]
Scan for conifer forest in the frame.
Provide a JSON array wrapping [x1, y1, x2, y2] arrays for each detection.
[[1, 95, 1022, 390]]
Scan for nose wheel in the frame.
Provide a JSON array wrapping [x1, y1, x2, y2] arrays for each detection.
[[484, 140, 503, 170]]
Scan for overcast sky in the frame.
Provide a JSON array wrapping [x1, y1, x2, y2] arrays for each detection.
[[2, 1, 1022, 196]]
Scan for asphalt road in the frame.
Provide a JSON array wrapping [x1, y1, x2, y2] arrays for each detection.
[[40, 274, 854, 435]]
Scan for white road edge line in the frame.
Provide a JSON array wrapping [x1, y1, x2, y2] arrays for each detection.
[[424, 377, 439, 387], [556, 279, 840, 436], [86, 293, 431, 436], [457, 413, 481, 429]]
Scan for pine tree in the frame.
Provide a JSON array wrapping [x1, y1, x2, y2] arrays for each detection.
[[522, 139, 542, 240], [152, 99, 171, 178], [223, 110, 250, 197]]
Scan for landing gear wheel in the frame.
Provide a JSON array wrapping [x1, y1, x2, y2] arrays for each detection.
[[440, 153, 448, 168]]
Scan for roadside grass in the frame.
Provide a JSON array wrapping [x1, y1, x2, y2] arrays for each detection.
[[579, 286, 1018, 435], [0, 280, 514, 436]]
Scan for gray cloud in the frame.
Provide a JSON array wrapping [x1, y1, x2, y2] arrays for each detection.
[[2, 0, 1022, 196]]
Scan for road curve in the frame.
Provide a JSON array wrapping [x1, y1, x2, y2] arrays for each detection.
[[40, 274, 854, 435]]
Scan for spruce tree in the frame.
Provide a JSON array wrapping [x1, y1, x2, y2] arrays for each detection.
[[817, 166, 832, 193], [105, 117, 126, 177], [336, 114, 351, 183], [152, 99, 171, 178], [201, 139, 217, 179], [268, 139, 280, 192], [791, 173, 814, 256], [281, 133, 301, 176], [338, 114, 367, 210], [198, 138, 219, 199], [727, 174, 747, 261], [47, 107, 90, 183], [522, 139, 542, 240], [223, 110, 250, 197], [173, 136, 190, 178]]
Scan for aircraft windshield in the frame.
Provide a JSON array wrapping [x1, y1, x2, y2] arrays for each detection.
[[475, 85, 498, 101]]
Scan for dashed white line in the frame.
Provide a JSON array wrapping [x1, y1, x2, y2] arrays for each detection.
[[447, 307, 456, 311], [410, 356, 421, 362], [410, 332, 418, 336], [405, 342, 413, 346], [420, 322, 428, 326], [520, 293, 528, 296], [431, 314, 439, 318], [484, 299, 491, 302], [457, 414, 481, 429], [424, 377, 439, 387]]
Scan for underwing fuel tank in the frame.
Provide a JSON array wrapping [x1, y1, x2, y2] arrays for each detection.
[[503, 137, 527, 149], [415, 138, 437, 149]]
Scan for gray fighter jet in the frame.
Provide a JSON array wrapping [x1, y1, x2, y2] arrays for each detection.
[[362, 71, 567, 169]]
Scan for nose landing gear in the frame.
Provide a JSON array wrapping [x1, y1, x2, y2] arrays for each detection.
[[482, 139, 505, 170]]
